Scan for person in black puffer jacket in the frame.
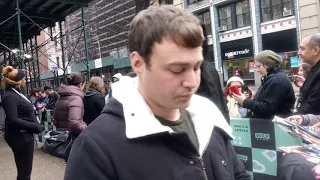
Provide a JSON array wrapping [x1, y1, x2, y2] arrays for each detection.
[[83, 76, 106, 125], [233, 50, 295, 119]]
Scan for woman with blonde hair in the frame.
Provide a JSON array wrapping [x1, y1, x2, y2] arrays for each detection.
[[83, 76, 106, 125], [1, 66, 41, 180]]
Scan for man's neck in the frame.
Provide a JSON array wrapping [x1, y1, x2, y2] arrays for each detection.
[[138, 89, 180, 121], [150, 105, 180, 121], [311, 58, 320, 66]]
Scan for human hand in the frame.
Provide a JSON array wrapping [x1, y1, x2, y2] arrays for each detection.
[[312, 122, 320, 129], [232, 92, 247, 106], [286, 115, 303, 125], [294, 75, 305, 88]]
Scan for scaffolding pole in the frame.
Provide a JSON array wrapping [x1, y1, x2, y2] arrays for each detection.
[[59, 21, 67, 82], [25, 42, 33, 89], [16, 0, 27, 94], [82, 6, 90, 79], [30, 38, 37, 88], [34, 36, 41, 88]]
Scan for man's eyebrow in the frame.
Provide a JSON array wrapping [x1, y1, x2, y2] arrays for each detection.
[[167, 60, 204, 66]]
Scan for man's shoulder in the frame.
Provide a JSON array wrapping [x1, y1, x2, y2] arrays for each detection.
[[82, 113, 126, 142]]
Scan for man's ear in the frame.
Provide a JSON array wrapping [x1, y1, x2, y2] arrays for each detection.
[[313, 46, 320, 56], [130, 51, 145, 75]]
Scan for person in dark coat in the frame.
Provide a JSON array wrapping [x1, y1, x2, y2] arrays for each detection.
[[278, 153, 316, 180], [196, 23, 230, 123], [233, 50, 295, 119], [44, 86, 59, 110], [83, 76, 106, 125], [64, 5, 249, 180], [1, 66, 42, 180], [297, 33, 320, 115], [53, 72, 87, 135]]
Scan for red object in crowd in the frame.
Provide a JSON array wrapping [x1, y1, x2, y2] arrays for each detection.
[[313, 163, 320, 180], [224, 86, 241, 96]]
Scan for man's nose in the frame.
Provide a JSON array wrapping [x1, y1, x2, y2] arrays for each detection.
[[182, 70, 198, 89]]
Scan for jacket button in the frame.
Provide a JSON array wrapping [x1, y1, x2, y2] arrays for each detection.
[[189, 161, 194, 165], [222, 160, 227, 166], [131, 113, 135, 116]]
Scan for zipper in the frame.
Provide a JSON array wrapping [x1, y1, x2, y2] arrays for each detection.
[[198, 157, 209, 180], [198, 140, 210, 180]]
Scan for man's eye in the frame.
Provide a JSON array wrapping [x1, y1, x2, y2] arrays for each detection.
[[170, 69, 183, 74]]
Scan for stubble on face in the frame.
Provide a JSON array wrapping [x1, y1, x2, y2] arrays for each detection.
[[136, 39, 203, 119]]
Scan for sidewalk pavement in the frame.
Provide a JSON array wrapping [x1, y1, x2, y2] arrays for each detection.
[[0, 137, 65, 180]]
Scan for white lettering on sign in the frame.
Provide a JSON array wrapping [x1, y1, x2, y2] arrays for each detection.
[[225, 49, 250, 58]]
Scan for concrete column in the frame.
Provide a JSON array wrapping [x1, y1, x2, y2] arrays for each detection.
[[250, 0, 263, 86]]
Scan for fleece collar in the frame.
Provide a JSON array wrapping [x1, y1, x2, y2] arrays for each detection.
[[111, 77, 233, 155]]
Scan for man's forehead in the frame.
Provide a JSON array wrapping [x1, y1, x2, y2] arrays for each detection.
[[302, 36, 311, 46]]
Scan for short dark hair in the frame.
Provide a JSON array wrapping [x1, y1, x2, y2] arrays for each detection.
[[43, 86, 53, 91], [128, 5, 203, 66]]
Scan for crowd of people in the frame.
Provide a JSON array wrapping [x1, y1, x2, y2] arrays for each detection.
[[1, 4, 320, 180]]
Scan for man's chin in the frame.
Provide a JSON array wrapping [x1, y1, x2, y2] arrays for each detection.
[[176, 100, 191, 109]]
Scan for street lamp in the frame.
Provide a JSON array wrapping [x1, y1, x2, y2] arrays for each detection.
[[24, 54, 32, 59]]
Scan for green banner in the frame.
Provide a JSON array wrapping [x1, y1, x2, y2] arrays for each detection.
[[231, 118, 302, 179]]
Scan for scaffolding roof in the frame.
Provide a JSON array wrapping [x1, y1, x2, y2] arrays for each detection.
[[0, 0, 92, 50]]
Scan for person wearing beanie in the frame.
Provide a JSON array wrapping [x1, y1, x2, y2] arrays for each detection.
[[233, 50, 295, 119]]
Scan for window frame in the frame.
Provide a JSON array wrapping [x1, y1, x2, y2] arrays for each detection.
[[159, 0, 173, 5], [235, 1, 251, 28], [196, 10, 212, 35], [260, 0, 294, 23], [218, 5, 233, 30], [187, 0, 204, 5], [218, 0, 251, 31]]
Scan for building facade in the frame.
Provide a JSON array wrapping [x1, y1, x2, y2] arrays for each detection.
[[186, 0, 300, 85], [40, 0, 308, 87], [298, 0, 320, 39]]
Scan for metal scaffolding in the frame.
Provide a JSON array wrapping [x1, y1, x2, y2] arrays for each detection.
[[0, 0, 92, 93], [0, 0, 150, 93], [64, 0, 150, 78]]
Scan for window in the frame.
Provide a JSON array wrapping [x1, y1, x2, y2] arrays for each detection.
[[260, 0, 294, 22], [283, 0, 294, 12], [261, 0, 272, 22], [271, 0, 282, 20], [118, 46, 129, 58], [219, 6, 232, 30], [197, 11, 212, 35], [110, 50, 119, 59], [236, 1, 251, 28], [188, 0, 204, 5], [159, 0, 173, 4]]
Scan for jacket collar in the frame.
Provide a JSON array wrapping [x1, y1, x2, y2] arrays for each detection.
[[261, 67, 282, 83], [107, 76, 233, 155]]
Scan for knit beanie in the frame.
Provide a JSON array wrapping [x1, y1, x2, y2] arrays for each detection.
[[227, 76, 244, 87], [255, 50, 282, 66]]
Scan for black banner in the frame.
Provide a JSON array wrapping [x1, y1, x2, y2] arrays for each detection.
[[221, 38, 253, 60]]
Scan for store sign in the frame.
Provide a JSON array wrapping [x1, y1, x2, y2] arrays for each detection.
[[221, 45, 253, 60], [225, 49, 251, 59], [290, 56, 299, 67]]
